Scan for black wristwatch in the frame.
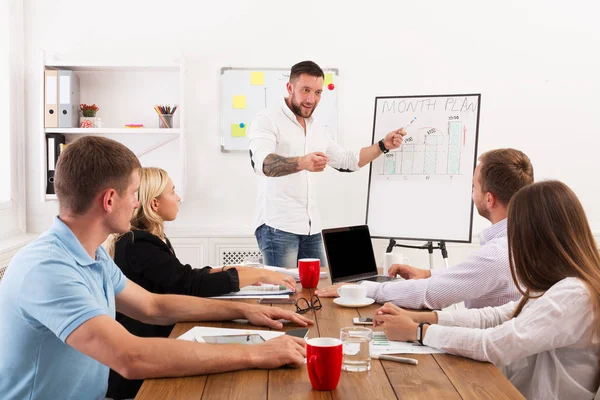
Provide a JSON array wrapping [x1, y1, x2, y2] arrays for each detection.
[[378, 139, 389, 154], [416, 322, 431, 345]]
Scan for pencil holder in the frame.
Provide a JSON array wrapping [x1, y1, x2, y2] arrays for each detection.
[[158, 114, 173, 129]]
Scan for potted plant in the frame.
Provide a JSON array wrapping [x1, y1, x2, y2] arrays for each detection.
[[79, 104, 100, 128]]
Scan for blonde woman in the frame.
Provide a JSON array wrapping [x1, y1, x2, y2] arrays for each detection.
[[106, 167, 296, 400], [373, 181, 600, 399]]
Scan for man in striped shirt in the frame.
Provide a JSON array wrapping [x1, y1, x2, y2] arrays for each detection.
[[315, 148, 534, 310]]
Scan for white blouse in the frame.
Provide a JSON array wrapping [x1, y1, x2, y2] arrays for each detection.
[[425, 277, 600, 399]]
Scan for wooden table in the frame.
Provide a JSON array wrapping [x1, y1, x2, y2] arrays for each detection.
[[136, 274, 524, 400]]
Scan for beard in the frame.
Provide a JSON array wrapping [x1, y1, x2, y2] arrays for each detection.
[[475, 201, 490, 220], [289, 96, 315, 118]]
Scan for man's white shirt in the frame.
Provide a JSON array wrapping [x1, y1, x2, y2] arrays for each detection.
[[248, 98, 360, 235]]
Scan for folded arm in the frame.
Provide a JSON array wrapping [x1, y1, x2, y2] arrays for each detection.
[[125, 239, 239, 297], [425, 279, 592, 366], [361, 246, 510, 309]]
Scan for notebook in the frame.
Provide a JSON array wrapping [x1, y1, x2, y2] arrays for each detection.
[[322, 225, 392, 284]]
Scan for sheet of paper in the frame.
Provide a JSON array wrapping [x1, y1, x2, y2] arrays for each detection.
[[210, 284, 294, 298], [232, 95, 246, 109], [209, 294, 290, 299], [250, 71, 265, 85], [323, 73, 334, 86], [371, 332, 444, 355], [231, 124, 247, 137], [178, 326, 285, 342]]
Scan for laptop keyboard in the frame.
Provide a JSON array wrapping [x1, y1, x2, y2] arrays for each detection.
[[342, 275, 392, 283], [363, 275, 392, 283]]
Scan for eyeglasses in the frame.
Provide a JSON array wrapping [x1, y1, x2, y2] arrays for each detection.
[[295, 295, 322, 314]]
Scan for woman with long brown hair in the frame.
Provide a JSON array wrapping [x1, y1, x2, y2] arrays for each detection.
[[373, 180, 600, 399]]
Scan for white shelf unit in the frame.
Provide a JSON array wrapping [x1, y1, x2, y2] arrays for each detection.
[[44, 128, 182, 135], [40, 50, 187, 202]]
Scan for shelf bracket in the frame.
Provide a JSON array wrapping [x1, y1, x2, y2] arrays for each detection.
[[135, 135, 179, 158]]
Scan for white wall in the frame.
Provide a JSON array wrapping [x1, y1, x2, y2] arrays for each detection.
[[23, 0, 600, 252]]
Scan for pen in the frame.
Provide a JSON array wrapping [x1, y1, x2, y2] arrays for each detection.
[[372, 354, 418, 365], [403, 116, 417, 130]]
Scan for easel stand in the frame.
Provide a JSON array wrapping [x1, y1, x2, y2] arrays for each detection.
[[386, 239, 449, 270]]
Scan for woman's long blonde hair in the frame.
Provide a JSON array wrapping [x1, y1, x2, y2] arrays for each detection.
[[104, 167, 170, 258], [508, 181, 600, 334]]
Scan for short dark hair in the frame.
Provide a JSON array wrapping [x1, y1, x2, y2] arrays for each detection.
[[290, 61, 324, 81], [478, 148, 534, 205], [55, 136, 141, 214]]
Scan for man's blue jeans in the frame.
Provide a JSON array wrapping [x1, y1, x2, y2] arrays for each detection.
[[255, 224, 327, 268]]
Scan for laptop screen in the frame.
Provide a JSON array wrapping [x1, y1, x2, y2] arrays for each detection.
[[322, 225, 378, 282]]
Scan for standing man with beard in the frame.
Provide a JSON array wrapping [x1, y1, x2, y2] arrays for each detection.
[[248, 61, 406, 268]]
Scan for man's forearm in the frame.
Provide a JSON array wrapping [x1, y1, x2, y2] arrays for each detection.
[[358, 143, 382, 167], [148, 295, 245, 325], [118, 337, 256, 379], [262, 153, 300, 177]]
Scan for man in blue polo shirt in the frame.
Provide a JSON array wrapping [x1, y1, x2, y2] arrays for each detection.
[[0, 217, 127, 399], [0, 136, 312, 400]]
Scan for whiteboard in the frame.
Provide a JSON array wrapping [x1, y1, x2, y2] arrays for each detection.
[[220, 67, 339, 151], [366, 94, 481, 242]]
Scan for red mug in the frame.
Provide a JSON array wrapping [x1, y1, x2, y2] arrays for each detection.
[[306, 337, 343, 390], [298, 258, 320, 288]]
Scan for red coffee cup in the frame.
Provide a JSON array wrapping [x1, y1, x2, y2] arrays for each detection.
[[306, 337, 343, 390], [298, 258, 320, 288]]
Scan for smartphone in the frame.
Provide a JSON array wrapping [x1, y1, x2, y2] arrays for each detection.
[[353, 317, 373, 325], [258, 298, 295, 304], [285, 328, 309, 339], [201, 334, 265, 344]]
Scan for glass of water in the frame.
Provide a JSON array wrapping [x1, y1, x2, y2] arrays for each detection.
[[340, 327, 373, 372]]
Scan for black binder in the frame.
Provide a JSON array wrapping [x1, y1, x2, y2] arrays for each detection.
[[46, 133, 65, 195]]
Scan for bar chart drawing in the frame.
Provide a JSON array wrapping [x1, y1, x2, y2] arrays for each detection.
[[381, 121, 464, 176], [368, 93, 481, 242]]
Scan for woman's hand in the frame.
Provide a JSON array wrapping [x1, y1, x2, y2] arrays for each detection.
[[234, 266, 296, 291], [256, 269, 297, 291], [374, 302, 437, 325], [373, 312, 419, 342]]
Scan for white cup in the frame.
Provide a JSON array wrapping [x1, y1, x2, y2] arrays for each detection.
[[382, 252, 411, 277], [337, 284, 368, 302]]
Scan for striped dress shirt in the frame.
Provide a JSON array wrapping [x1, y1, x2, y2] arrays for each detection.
[[361, 219, 521, 309]]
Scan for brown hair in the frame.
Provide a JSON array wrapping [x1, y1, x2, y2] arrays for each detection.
[[508, 181, 600, 329], [290, 60, 324, 81], [478, 148, 534, 205], [55, 136, 141, 214]]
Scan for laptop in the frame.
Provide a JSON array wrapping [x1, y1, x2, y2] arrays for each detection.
[[322, 225, 392, 284]]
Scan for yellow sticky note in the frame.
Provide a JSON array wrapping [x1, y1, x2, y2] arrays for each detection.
[[231, 124, 247, 137], [232, 95, 246, 109], [323, 73, 333, 86], [250, 72, 265, 86]]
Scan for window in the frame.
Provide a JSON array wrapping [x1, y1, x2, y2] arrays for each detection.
[[0, 1, 11, 204], [0, 0, 25, 238]]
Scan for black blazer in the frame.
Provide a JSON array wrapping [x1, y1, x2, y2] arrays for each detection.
[[107, 229, 240, 400]]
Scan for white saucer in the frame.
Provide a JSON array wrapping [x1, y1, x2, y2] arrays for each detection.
[[333, 297, 375, 308]]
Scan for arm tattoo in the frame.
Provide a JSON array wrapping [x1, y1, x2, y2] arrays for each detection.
[[263, 154, 300, 177]]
